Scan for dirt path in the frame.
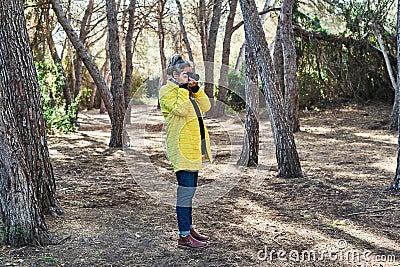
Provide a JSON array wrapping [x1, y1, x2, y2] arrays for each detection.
[[1, 102, 400, 266]]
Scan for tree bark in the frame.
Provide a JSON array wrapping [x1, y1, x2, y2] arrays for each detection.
[[234, 43, 246, 73], [390, 116, 400, 190], [50, 0, 114, 119], [215, 0, 238, 117], [198, 0, 207, 62], [271, 0, 285, 100], [234, 0, 273, 73], [68, 42, 76, 99], [74, 0, 94, 99], [157, 0, 167, 86], [45, 9, 72, 111], [273, 15, 284, 95], [175, 0, 195, 65], [87, 75, 97, 110], [123, 0, 137, 124], [30, 3, 47, 62], [371, 24, 399, 131], [117, 0, 127, 74], [238, 43, 259, 166], [388, 0, 400, 190], [239, 0, 303, 178], [171, 29, 183, 54], [280, 0, 300, 132], [204, 0, 223, 116], [107, 0, 126, 148], [100, 43, 112, 114], [0, 0, 62, 246]]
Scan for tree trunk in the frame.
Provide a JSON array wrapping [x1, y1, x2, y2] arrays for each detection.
[[175, 0, 195, 65], [280, 0, 300, 132], [171, 29, 183, 54], [0, 0, 62, 246], [198, 0, 207, 62], [371, 24, 399, 131], [215, 0, 238, 118], [31, 3, 47, 62], [88, 75, 97, 110], [239, 0, 303, 178], [45, 9, 72, 111], [390, 85, 399, 131], [238, 43, 259, 166], [74, 0, 94, 99], [100, 99, 107, 114], [234, 43, 246, 73], [273, 17, 284, 95], [390, 124, 400, 190], [204, 0, 223, 116], [107, 0, 126, 148], [157, 0, 167, 86], [388, 0, 400, 190], [234, 0, 272, 73], [50, 0, 114, 119], [123, 0, 137, 124], [68, 42, 76, 99], [100, 46, 112, 114]]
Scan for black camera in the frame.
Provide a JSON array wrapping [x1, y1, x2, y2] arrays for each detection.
[[186, 72, 200, 81]]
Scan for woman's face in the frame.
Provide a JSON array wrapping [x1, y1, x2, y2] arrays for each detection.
[[174, 66, 192, 84]]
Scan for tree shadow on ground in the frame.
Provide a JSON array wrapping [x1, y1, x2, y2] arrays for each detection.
[[1, 105, 400, 266]]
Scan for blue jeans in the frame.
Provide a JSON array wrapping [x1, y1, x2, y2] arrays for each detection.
[[176, 170, 198, 236]]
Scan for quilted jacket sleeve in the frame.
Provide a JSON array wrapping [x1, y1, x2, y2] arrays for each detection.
[[159, 84, 191, 117], [193, 88, 211, 113]]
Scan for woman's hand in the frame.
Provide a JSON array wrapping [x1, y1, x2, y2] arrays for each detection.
[[188, 78, 198, 88], [188, 78, 200, 93]]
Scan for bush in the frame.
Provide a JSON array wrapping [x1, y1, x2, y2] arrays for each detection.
[[42, 95, 78, 134], [227, 70, 246, 112], [36, 59, 77, 133]]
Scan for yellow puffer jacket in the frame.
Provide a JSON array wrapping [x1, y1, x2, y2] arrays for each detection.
[[159, 80, 213, 172]]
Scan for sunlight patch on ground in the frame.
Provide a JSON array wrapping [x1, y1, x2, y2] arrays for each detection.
[[78, 112, 111, 122], [354, 132, 397, 145], [237, 197, 332, 244], [303, 126, 335, 134], [331, 170, 367, 180], [48, 148, 67, 159], [371, 157, 397, 173], [79, 131, 110, 140], [236, 197, 400, 265], [333, 220, 400, 253]]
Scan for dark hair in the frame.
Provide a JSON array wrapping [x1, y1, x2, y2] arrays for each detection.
[[167, 54, 191, 76]]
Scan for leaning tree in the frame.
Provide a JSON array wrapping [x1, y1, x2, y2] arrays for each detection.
[[50, 0, 131, 148], [388, 0, 400, 190], [239, 0, 303, 178], [274, 0, 300, 133], [0, 0, 63, 246]]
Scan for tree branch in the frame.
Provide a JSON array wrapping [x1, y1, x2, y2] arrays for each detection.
[[230, 7, 281, 35]]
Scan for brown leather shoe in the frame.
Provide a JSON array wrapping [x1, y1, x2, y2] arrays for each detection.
[[178, 234, 207, 248], [190, 228, 210, 241]]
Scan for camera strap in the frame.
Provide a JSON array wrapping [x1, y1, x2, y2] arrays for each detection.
[[170, 78, 207, 155], [189, 93, 207, 155]]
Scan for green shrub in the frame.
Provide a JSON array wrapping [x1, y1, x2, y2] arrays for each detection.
[[227, 70, 246, 112], [41, 95, 78, 134], [36, 59, 77, 134]]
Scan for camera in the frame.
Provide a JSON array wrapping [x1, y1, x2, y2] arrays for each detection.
[[186, 72, 200, 81]]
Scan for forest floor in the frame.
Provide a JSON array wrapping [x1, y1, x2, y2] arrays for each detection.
[[1, 101, 400, 267]]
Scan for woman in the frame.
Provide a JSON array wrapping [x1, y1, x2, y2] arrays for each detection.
[[159, 54, 212, 248]]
